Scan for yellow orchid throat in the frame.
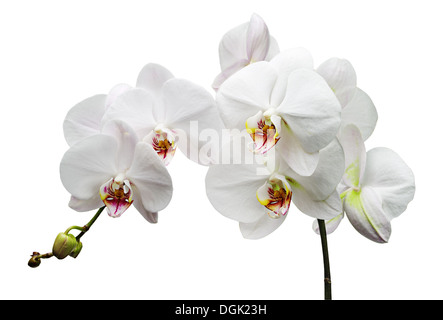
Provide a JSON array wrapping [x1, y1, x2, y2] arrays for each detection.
[[256, 176, 292, 219], [146, 125, 177, 166], [99, 175, 134, 218], [246, 110, 280, 154]]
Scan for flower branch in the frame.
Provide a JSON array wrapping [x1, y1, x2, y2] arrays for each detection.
[[28, 206, 105, 268]]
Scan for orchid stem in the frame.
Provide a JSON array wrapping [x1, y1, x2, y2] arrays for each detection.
[[317, 219, 332, 300], [75, 206, 105, 241], [28, 206, 106, 268]]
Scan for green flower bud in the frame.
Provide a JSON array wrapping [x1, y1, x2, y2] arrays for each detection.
[[69, 241, 83, 258], [52, 233, 78, 259], [28, 252, 41, 268]]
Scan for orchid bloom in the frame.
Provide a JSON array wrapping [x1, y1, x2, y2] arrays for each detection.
[[60, 119, 173, 223], [212, 13, 280, 90], [317, 57, 378, 141], [64, 63, 222, 166], [315, 125, 415, 243], [63, 63, 174, 147], [103, 74, 223, 166], [205, 139, 344, 239], [216, 48, 341, 176]]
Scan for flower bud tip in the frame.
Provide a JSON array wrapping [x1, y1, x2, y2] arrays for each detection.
[[52, 233, 78, 259], [28, 252, 41, 268], [69, 241, 83, 258]]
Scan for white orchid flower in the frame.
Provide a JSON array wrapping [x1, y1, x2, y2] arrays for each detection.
[[212, 13, 280, 91], [205, 139, 344, 239], [216, 48, 341, 176], [63, 63, 174, 147], [315, 125, 415, 243], [103, 76, 223, 166], [317, 57, 378, 141], [60, 119, 173, 223], [64, 63, 221, 166]]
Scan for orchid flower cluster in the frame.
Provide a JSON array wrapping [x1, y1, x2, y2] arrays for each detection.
[[29, 13, 415, 299], [29, 64, 223, 266], [206, 14, 415, 243]]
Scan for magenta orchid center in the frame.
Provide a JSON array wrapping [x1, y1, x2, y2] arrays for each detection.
[[99, 173, 134, 218], [246, 109, 280, 154], [146, 124, 177, 166], [256, 175, 292, 219]]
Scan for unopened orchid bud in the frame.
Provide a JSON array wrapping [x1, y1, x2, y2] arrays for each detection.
[[52, 233, 78, 259], [69, 241, 83, 258], [28, 252, 41, 268]]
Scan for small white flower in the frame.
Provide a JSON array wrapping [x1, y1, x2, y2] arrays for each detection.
[[63, 63, 222, 166], [212, 13, 280, 90], [216, 48, 341, 176], [60, 120, 173, 223], [315, 125, 416, 242], [103, 67, 223, 166], [205, 139, 344, 239]]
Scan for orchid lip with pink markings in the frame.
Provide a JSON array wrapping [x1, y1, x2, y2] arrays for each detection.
[[246, 109, 281, 154], [99, 174, 134, 218], [144, 124, 177, 166], [256, 174, 292, 219]]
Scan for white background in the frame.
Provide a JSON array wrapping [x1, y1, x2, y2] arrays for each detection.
[[1, 0, 441, 300]]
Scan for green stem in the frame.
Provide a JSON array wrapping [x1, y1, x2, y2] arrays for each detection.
[[28, 251, 53, 268], [63, 206, 105, 238], [28, 206, 106, 268], [64, 225, 85, 234], [75, 206, 105, 241], [35, 252, 54, 260], [317, 219, 332, 300]]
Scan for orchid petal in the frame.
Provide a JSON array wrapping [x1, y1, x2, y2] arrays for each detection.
[[290, 181, 342, 220], [217, 14, 278, 72], [269, 47, 314, 79], [343, 187, 391, 243], [282, 138, 345, 201], [102, 88, 157, 140], [338, 124, 366, 189], [60, 134, 118, 200], [101, 119, 139, 172], [269, 48, 314, 106], [239, 211, 287, 239], [68, 195, 103, 212], [158, 78, 223, 164], [218, 21, 248, 71], [216, 61, 277, 129], [340, 88, 378, 141], [132, 185, 158, 223], [276, 120, 319, 176], [136, 63, 174, 99], [205, 163, 268, 223], [160, 78, 219, 129], [126, 142, 173, 213], [265, 36, 280, 61], [277, 68, 341, 153], [212, 59, 249, 91], [246, 13, 270, 62], [362, 147, 415, 220], [316, 57, 357, 107], [63, 94, 107, 146], [312, 212, 345, 235], [105, 83, 132, 109]]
